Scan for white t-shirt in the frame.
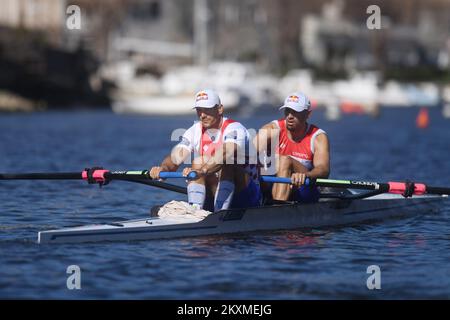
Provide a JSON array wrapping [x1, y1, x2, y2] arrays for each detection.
[[176, 117, 250, 155]]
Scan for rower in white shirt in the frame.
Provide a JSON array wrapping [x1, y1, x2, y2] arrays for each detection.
[[150, 89, 261, 212]]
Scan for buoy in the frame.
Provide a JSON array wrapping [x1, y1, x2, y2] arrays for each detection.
[[416, 107, 429, 129], [340, 101, 364, 114]]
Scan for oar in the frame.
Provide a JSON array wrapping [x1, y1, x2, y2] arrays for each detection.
[[4, 169, 447, 197], [149, 172, 450, 196], [260, 176, 450, 197], [0, 168, 193, 195], [146, 172, 450, 197], [107, 171, 188, 194]]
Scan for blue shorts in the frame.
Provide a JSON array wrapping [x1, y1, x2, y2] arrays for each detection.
[[292, 185, 320, 203], [230, 179, 262, 209]]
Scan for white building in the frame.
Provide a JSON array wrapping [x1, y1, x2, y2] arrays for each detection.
[[0, 0, 65, 31]]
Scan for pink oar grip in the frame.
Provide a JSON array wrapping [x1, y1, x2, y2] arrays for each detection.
[[388, 182, 426, 195], [82, 170, 109, 183]]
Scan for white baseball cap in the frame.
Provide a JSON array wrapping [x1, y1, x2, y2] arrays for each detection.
[[193, 89, 221, 108], [279, 92, 311, 112]]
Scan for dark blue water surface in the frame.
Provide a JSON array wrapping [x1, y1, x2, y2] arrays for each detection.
[[0, 108, 449, 299]]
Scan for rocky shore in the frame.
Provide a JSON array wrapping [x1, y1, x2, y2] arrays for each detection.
[[0, 27, 112, 112]]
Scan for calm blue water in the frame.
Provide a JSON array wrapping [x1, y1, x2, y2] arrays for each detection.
[[0, 108, 449, 299]]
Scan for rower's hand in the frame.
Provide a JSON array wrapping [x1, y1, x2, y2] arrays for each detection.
[[182, 167, 203, 180], [182, 167, 193, 178], [291, 173, 307, 188], [149, 166, 165, 180]]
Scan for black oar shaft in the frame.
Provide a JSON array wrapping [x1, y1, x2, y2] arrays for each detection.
[[0, 172, 82, 180], [314, 179, 449, 196], [426, 186, 450, 195], [109, 174, 187, 194], [314, 180, 379, 191], [126, 179, 187, 194], [309, 179, 390, 193], [264, 176, 449, 196], [0, 170, 188, 195], [107, 172, 187, 194]]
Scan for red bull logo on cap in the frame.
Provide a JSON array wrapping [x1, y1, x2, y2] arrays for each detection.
[[196, 92, 209, 101], [287, 95, 300, 103]]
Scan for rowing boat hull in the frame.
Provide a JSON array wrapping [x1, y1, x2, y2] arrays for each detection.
[[38, 194, 445, 244]]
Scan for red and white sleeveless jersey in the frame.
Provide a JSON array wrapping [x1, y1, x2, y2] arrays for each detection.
[[177, 117, 248, 156], [273, 119, 326, 170]]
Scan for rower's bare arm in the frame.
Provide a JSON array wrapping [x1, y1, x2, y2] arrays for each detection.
[[163, 146, 191, 170], [253, 122, 278, 153], [150, 146, 190, 179], [308, 134, 330, 179]]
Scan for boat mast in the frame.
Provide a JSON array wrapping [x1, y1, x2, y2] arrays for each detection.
[[193, 0, 209, 66]]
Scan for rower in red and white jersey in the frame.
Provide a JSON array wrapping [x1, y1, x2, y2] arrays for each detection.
[[254, 92, 330, 202], [150, 89, 261, 212]]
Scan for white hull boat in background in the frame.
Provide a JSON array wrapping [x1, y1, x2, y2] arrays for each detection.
[[109, 62, 263, 115], [112, 96, 195, 115]]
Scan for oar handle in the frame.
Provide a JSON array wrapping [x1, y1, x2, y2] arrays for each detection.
[[159, 171, 198, 180], [260, 176, 312, 185]]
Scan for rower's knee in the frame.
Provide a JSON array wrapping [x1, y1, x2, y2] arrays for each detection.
[[272, 183, 290, 201], [226, 165, 249, 192], [272, 156, 292, 200], [276, 155, 293, 177]]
